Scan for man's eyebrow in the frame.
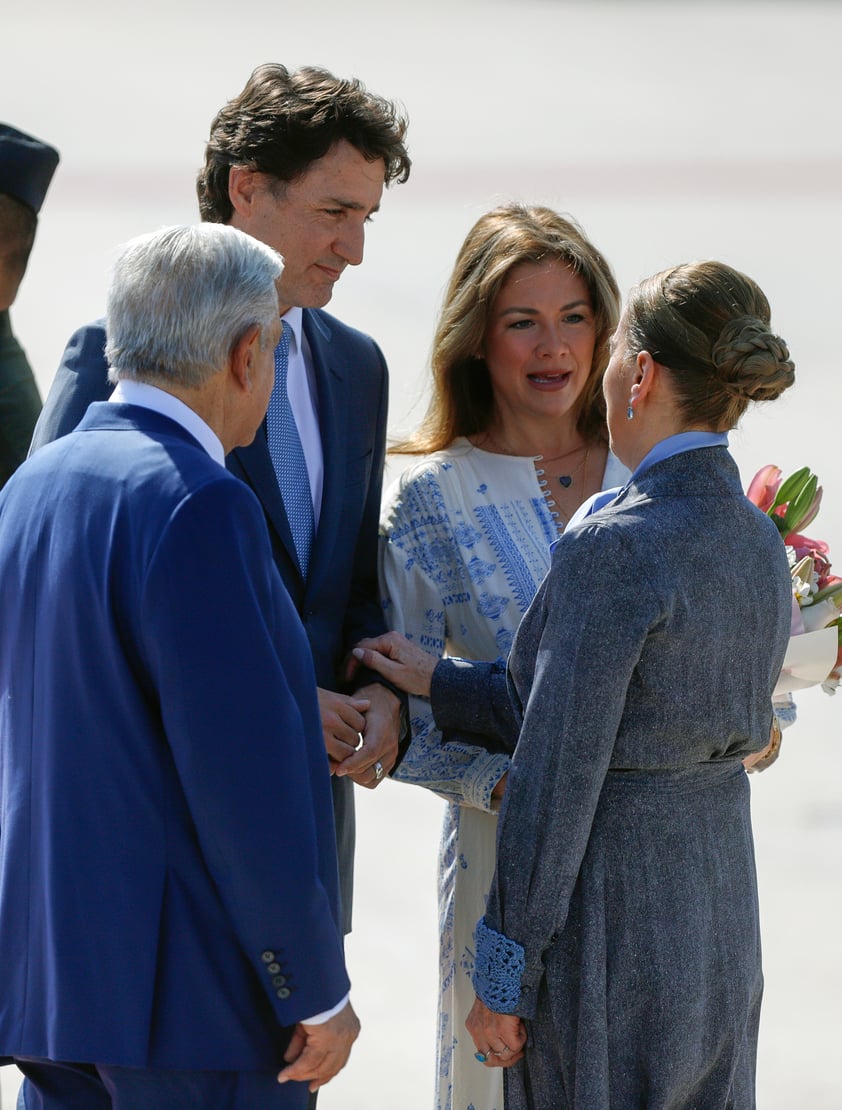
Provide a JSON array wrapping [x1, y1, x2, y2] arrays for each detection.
[[323, 196, 381, 214]]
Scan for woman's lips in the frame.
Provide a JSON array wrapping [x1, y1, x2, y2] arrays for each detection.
[[527, 370, 572, 388]]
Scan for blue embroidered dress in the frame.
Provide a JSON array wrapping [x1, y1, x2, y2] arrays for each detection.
[[379, 438, 627, 1110]]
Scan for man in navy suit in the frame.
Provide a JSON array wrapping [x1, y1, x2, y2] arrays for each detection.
[[0, 223, 358, 1108], [29, 64, 411, 935]]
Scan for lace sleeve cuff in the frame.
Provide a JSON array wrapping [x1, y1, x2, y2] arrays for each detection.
[[472, 917, 526, 1014]]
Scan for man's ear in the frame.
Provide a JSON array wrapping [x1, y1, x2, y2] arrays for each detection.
[[230, 323, 262, 391], [228, 166, 259, 220]]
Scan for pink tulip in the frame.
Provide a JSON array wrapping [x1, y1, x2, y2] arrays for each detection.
[[746, 465, 782, 512], [787, 532, 832, 580]]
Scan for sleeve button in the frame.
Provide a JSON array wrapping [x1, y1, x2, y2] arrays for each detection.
[[261, 951, 275, 963], [276, 987, 291, 1000]]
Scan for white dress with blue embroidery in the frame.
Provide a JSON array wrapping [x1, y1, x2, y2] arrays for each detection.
[[379, 438, 628, 1110]]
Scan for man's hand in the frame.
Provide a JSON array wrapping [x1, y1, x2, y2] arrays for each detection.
[[466, 996, 526, 1068], [350, 631, 438, 697], [334, 682, 401, 788], [317, 687, 370, 773], [278, 1001, 360, 1092]]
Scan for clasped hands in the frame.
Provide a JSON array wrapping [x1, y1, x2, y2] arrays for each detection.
[[316, 631, 432, 787], [317, 680, 401, 788]]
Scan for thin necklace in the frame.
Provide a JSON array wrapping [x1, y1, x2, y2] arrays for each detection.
[[478, 432, 587, 466], [557, 443, 590, 489], [537, 442, 588, 466]]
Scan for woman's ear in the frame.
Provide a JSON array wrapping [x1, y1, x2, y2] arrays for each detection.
[[633, 350, 659, 403]]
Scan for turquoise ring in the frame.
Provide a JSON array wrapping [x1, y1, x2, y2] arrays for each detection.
[[475, 1051, 488, 1063]]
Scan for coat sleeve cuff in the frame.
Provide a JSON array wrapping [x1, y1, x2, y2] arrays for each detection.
[[471, 918, 526, 1014], [431, 658, 508, 734]]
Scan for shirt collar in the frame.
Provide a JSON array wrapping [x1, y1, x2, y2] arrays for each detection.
[[109, 379, 225, 466], [632, 430, 729, 480], [281, 305, 303, 357]]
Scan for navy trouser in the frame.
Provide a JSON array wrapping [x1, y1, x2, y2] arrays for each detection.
[[15, 1058, 309, 1109]]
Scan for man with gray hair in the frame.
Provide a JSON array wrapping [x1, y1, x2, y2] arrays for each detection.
[[0, 223, 358, 1109]]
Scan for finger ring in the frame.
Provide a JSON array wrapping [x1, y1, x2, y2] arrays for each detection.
[[374, 761, 384, 781], [474, 1051, 488, 1063]]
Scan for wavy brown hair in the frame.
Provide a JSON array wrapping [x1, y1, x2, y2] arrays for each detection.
[[395, 204, 620, 454]]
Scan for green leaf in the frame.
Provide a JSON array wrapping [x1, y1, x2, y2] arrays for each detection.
[[768, 466, 811, 515], [781, 473, 819, 534]]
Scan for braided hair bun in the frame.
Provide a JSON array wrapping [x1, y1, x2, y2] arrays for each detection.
[[711, 316, 795, 403], [625, 261, 795, 430]]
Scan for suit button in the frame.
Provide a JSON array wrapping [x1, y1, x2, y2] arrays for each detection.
[[261, 951, 275, 963], [267, 962, 281, 975], [276, 987, 291, 1000], [272, 975, 287, 987]]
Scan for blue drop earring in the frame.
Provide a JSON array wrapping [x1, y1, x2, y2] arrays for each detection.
[[626, 399, 635, 421]]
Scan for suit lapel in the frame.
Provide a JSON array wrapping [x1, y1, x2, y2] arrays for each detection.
[[304, 310, 348, 598], [230, 422, 301, 575]]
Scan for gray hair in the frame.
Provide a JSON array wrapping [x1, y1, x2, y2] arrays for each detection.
[[106, 223, 282, 387]]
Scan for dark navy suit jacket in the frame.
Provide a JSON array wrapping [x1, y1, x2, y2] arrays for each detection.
[[30, 308, 394, 932], [0, 404, 349, 1070]]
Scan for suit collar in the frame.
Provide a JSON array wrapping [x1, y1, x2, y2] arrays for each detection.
[[77, 401, 208, 453], [618, 444, 742, 506], [109, 380, 225, 465]]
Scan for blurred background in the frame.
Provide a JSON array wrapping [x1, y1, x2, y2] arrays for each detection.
[[2, 1, 841, 1106]]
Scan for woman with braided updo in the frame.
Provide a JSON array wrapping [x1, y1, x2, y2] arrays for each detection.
[[465, 260, 795, 1109]]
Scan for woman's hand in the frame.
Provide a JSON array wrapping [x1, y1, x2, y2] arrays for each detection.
[[350, 631, 438, 697], [743, 714, 783, 774], [466, 996, 526, 1068]]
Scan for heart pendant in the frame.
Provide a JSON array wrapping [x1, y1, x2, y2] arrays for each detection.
[[558, 475, 572, 488]]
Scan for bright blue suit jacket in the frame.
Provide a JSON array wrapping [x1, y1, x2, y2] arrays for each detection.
[[0, 404, 349, 1069], [30, 308, 395, 932]]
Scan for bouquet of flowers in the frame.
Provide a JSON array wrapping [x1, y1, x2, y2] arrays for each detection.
[[747, 464, 842, 694]]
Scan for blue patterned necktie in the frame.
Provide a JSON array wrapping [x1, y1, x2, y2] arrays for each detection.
[[266, 324, 315, 576]]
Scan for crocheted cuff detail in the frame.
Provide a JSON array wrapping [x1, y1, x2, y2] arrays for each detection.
[[472, 918, 525, 1014]]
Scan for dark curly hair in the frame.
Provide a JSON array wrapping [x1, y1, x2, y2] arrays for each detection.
[[197, 64, 411, 223]]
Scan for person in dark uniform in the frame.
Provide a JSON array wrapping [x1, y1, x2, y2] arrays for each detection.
[[0, 123, 60, 488]]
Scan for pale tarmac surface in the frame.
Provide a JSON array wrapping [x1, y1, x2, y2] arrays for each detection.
[[2, 1, 841, 1105]]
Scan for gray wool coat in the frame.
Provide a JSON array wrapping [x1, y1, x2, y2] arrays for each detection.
[[474, 446, 793, 1110]]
